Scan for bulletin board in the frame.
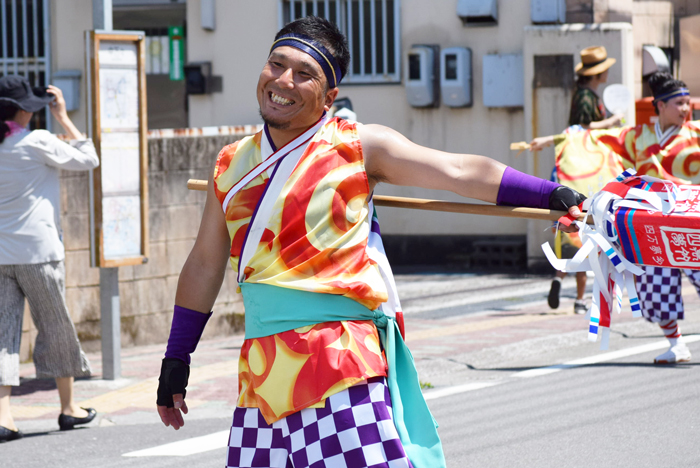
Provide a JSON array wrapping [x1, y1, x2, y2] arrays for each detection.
[[86, 31, 149, 267]]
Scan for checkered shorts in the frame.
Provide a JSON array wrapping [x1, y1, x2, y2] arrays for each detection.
[[635, 266, 700, 322], [226, 376, 412, 468]]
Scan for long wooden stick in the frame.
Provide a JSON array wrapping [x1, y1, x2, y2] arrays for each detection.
[[186, 179, 581, 222]]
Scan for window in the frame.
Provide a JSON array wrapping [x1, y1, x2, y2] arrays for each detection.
[[0, 0, 51, 129], [280, 0, 401, 84]]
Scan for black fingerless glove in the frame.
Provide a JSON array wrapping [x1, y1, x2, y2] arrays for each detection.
[[548, 185, 586, 212], [156, 357, 190, 408]]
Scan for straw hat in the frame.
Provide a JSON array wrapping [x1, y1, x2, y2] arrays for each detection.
[[575, 46, 616, 76]]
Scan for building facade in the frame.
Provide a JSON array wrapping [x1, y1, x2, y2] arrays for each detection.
[[3, 0, 700, 355]]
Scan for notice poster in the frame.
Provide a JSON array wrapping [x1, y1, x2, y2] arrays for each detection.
[[102, 195, 142, 259], [99, 68, 139, 130], [88, 32, 148, 267], [100, 132, 140, 194]]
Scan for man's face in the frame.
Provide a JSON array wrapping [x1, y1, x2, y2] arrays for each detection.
[[257, 46, 338, 133], [659, 95, 691, 127]]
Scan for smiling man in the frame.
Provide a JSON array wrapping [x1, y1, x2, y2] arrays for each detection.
[[156, 16, 584, 468]]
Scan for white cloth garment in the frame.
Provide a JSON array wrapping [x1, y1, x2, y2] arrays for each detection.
[[0, 128, 99, 264]]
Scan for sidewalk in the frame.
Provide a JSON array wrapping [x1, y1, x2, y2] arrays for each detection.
[[11, 273, 700, 432]]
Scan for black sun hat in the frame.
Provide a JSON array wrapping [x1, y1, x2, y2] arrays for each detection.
[[0, 75, 53, 112]]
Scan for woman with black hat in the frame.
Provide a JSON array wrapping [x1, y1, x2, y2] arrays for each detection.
[[0, 75, 99, 442], [529, 71, 698, 365]]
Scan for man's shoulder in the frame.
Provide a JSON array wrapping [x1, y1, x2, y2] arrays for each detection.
[[216, 133, 261, 166], [214, 132, 262, 183]]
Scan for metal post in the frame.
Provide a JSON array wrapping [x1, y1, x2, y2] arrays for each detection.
[[93, 0, 112, 31], [99, 267, 121, 380], [93, 0, 119, 379]]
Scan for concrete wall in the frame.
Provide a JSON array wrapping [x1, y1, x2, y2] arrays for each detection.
[[653, 0, 700, 17], [20, 134, 247, 361], [632, 2, 674, 98], [185, 0, 278, 127], [680, 14, 700, 94], [49, 0, 93, 134]]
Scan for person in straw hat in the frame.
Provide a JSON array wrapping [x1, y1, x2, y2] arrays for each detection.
[[570, 46, 624, 130], [530, 70, 699, 365], [544, 46, 626, 316]]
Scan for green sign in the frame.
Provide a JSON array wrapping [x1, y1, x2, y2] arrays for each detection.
[[169, 26, 184, 81]]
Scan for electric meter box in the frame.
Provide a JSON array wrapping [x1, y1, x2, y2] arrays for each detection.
[[457, 0, 498, 25], [52, 70, 81, 112], [405, 45, 439, 108], [531, 0, 566, 24], [440, 47, 472, 108], [483, 54, 524, 108]]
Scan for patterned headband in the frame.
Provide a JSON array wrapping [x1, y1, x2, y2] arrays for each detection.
[[653, 87, 690, 105], [269, 33, 342, 88]]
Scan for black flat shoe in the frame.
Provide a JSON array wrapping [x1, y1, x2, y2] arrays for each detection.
[[58, 407, 97, 431], [0, 425, 23, 442]]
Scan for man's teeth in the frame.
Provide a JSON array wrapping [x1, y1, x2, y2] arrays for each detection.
[[271, 93, 294, 105]]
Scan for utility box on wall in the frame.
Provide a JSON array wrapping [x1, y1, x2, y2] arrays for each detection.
[[405, 45, 439, 108], [483, 54, 524, 108], [184, 62, 223, 95], [531, 0, 566, 24], [52, 70, 81, 112], [440, 47, 472, 107], [457, 0, 498, 26]]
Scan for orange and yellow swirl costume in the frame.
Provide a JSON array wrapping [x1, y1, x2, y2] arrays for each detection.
[[213, 117, 389, 424], [555, 121, 700, 190]]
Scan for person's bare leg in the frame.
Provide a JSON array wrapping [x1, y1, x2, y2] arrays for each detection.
[[0, 386, 18, 430], [575, 271, 587, 300], [55, 377, 88, 417]]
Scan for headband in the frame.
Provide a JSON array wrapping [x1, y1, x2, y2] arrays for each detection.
[[580, 57, 608, 69], [269, 33, 342, 88], [653, 87, 690, 105]]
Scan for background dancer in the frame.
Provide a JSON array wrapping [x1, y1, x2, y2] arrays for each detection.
[[531, 71, 699, 364], [155, 16, 585, 468], [545, 46, 624, 315], [0, 76, 99, 442]]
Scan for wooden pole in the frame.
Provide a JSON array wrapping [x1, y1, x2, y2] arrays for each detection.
[[186, 178, 587, 223]]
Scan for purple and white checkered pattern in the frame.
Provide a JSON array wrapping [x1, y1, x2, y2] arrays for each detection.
[[635, 266, 700, 322], [226, 377, 412, 468]]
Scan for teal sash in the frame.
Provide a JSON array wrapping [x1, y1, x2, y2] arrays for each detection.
[[240, 282, 446, 468]]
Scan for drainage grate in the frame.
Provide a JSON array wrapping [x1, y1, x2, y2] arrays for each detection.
[[471, 239, 527, 270]]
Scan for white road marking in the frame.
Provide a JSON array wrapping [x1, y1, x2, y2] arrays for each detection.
[[123, 337, 699, 457], [423, 382, 499, 400], [423, 336, 700, 400], [122, 430, 229, 457]]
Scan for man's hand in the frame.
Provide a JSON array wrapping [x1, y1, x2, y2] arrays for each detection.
[[549, 186, 586, 233], [156, 358, 190, 430]]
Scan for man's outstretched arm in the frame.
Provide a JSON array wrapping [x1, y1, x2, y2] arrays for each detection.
[[359, 123, 504, 202], [359, 123, 583, 220], [157, 167, 231, 430]]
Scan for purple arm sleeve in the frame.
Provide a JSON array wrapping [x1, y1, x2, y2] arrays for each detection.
[[164, 305, 212, 364], [496, 166, 560, 209]]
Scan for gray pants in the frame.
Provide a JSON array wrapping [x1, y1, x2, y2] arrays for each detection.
[[0, 261, 91, 386]]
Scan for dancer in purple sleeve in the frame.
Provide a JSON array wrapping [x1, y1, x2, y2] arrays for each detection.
[[155, 16, 585, 468]]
